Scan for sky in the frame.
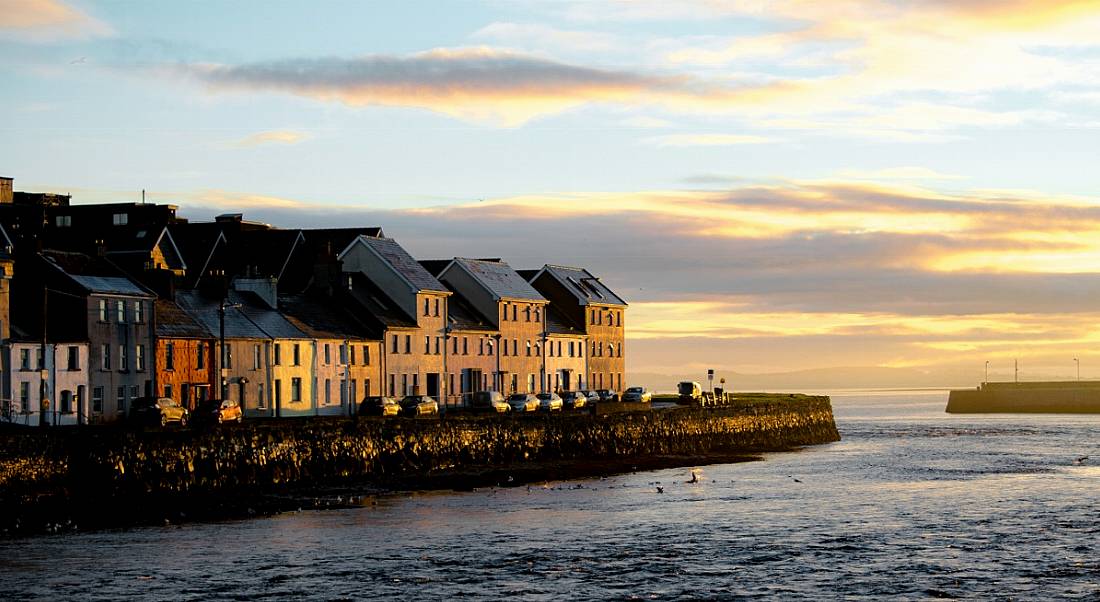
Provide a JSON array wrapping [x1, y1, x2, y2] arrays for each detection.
[[3, 0, 1100, 385]]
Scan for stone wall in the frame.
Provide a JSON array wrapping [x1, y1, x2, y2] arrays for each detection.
[[0, 395, 838, 532]]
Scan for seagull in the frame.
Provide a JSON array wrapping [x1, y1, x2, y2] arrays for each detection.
[[688, 471, 699, 484], [656, 486, 664, 494], [1074, 456, 1089, 465], [70, 56, 87, 65]]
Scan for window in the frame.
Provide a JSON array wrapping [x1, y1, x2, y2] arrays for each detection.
[[402, 374, 408, 396], [253, 344, 262, 370], [119, 345, 128, 371], [116, 300, 126, 323], [479, 338, 484, 355], [92, 387, 103, 413], [453, 336, 459, 355], [463, 337, 468, 356], [598, 342, 603, 357], [525, 306, 531, 322], [434, 299, 440, 317], [117, 386, 126, 413], [511, 374, 518, 393], [404, 335, 411, 354], [424, 298, 430, 316], [618, 343, 623, 357], [392, 335, 399, 353], [35, 348, 43, 369], [101, 344, 111, 370], [164, 384, 173, 400], [434, 337, 440, 355], [225, 344, 233, 369], [487, 340, 494, 356], [528, 374, 535, 392], [325, 379, 331, 405], [608, 343, 614, 359], [19, 382, 30, 412], [592, 341, 597, 356], [292, 344, 300, 366], [98, 299, 108, 322], [291, 378, 302, 402], [19, 349, 30, 370], [569, 341, 575, 357], [197, 345, 205, 370], [258, 384, 266, 409], [534, 308, 540, 322], [340, 344, 348, 366], [425, 336, 431, 354], [134, 301, 144, 323], [325, 344, 331, 365], [274, 379, 282, 406], [526, 341, 532, 356], [502, 303, 509, 321], [67, 346, 79, 370], [512, 305, 517, 321], [362, 345, 370, 365], [135, 345, 146, 371], [502, 340, 508, 356], [534, 343, 540, 357], [389, 374, 396, 397], [165, 343, 175, 370], [55, 215, 71, 227], [513, 339, 518, 356], [112, 212, 128, 225], [274, 343, 282, 365]]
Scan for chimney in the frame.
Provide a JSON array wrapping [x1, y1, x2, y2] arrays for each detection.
[[233, 277, 278, 309], [0, 177, 12, 204]]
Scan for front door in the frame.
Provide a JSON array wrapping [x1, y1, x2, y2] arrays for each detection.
[[562, 370, 571, 392], [426, 373, 440, 400]]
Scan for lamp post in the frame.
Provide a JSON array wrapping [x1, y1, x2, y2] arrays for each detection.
[[984, 360, 989, 384], [219, 298, 241, 399], [1074, 357, 1080, 381]]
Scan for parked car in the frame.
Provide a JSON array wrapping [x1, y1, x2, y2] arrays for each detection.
[[507, 393, 540, 413], [536, 392, 564, 412], [677, 381, 703, 404], [621, 387, 653, 403], [399, 395, 439, 417], [470, 391, 510, 413], [193, 398, 243, 425], [130, 396, 189, 427], [595, 389, 618, 403], [360, 396, 400, 417], [559, 391, 588, 410], [580, 390, 600, 405]]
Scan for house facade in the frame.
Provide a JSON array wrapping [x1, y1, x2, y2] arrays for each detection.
[[542, 306, 587, 393], [155, 299, 216, 409], [438, 258, 549, 395], [2, 340, 89, 426], [527, 265, 627, 393], [340, 236, 450, 400]]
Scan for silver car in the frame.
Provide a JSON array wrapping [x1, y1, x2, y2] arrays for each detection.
[[560, 391, 588, 410], [507, 393, 539, 413], [536, 392, 564, 412], [622, 387, 653, 403]]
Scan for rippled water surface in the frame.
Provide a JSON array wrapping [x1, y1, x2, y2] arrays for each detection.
[[4, 391, 1100, 600]]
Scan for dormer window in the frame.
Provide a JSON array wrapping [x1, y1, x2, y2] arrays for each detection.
[[112, 213, 128, 226], [55, 215, 71, 227]]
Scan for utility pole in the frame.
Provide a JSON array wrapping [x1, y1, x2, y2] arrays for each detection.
[[218, 298, 241, 400], [39, 286, 48, 428], [1075, 358, 1080, 381], [984, 360, 989, 384]]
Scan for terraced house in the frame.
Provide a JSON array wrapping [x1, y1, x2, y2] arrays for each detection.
[[340, 236, 450, 400], [527, 265, 627, 394], [437, 258, 549, 395]]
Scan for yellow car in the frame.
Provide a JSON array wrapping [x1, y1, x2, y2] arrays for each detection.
[[131, 396, 189, 427]]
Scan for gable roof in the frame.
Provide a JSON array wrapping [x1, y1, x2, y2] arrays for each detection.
[[446, 257, 546, 303], [155, 299, 210, 338], [175, 290, 269, 339], [41, 251, 154, 297], [536, 264, 627, 307], [341, 235, 448, 294], [342, 271, 417, 330], [446, 287, 497, 333], [545, 304, 584, 335], [278, 292, 379, 340]]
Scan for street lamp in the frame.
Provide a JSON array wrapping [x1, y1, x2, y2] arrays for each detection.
[[984, 360, 989, 384], [1074, 358, 1080, 381], [219, 298, 242, 399]]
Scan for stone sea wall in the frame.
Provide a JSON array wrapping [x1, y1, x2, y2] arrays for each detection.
[[0, 395, 838, 532], [947, 384, 1100, 413]]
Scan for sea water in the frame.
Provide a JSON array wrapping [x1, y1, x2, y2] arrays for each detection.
[[2, 391, 1098, 600]]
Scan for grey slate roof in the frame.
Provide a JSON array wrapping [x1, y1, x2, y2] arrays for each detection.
[[450, 258, 546, 302], [540, 265, 627, 306], [173, 290, 307, 340], [278, 293, 378, 340], [446, 287, 496, 332], [230, 290, 309, 339], [69, 275, 150, 296], [343, 272, 416, 330], [545, 305, 584, 335], [355, 236, 448, 294], [155, 299, 210, 338]]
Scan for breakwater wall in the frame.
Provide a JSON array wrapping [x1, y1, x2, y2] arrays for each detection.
[[947, 381, 1100, 413], [1, 395, 838, 533]]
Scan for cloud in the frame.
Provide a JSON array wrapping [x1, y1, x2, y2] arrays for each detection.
[[232, 130, 309, 148], [179, 47, 683, 126], [0, 0, 111, 41], [643, 133, 775, 147]]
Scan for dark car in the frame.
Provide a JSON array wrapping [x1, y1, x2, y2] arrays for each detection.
[[595, 389, 618, 403], [559, 391, 588, 410], [130, 396, 189, 427], [399, 395, 439, 417], [193, 398, 243, 425], [470, 391, 510, 413], [621, 387, 653, 403], [360, 396, 400, 417]]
